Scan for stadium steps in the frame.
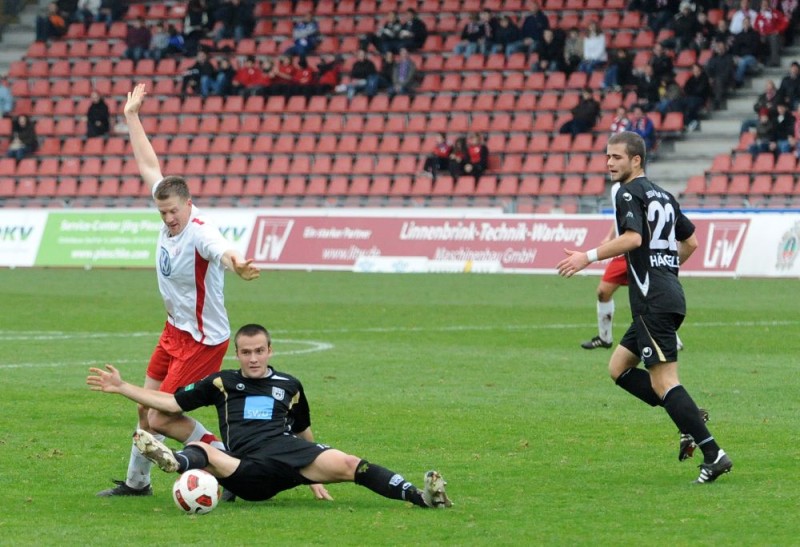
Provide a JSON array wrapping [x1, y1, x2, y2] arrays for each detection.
[[650, 45, 800, 198], [0, 0, 41, 74]]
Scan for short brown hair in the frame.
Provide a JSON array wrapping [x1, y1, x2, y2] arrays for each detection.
[[235, 324, 272, 349], [608, 131, 647, 166], [153, 175, 191, 201]]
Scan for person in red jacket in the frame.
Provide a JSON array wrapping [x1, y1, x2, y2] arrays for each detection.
[[754, 0, 789, 66], [463, 132, 489, 183], [231, 55, 269, 97], [422, 132, 453, 178]]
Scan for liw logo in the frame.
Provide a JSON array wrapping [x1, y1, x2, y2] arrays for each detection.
[[248, 218, 294, 262], [703, 221, 748, 269]]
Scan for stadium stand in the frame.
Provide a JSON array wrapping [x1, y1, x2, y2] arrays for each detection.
[[0, 0, 796, 212]]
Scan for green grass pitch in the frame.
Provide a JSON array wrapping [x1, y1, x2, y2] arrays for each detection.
[[1, 268, 798, 545]]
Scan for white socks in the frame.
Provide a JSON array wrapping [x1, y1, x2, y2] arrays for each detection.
[[125, 431, 165, 489], [597, 299, 615, 344]]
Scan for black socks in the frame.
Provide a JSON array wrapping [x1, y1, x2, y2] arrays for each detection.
[[353, 460, 428, 508]]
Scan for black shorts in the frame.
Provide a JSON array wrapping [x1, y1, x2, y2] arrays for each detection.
[[619, 313, 684, 367], [218, 434, 331, 502]]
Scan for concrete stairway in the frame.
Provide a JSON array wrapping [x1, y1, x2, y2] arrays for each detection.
[[648, 45, 800, 197], [0, 1, 44, 75]]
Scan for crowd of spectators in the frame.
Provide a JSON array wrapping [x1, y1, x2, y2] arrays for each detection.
[[9, 0, 800, 179], [422, 131, 489, 183]]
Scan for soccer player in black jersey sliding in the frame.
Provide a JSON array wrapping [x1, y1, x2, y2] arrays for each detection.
[[88, 324, 452, 508], [557, 131, 732, 484]]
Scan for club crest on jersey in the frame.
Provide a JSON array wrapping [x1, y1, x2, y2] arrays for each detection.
[[271, 387, 285, 401], [159, 246, 172, 276]]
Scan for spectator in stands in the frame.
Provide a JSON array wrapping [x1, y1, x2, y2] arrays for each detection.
[[6, 115, 38, 161], [124, 17, 152, 62], [165, 24, 186, 57], [671, 1, 699, 52], [266, 54, 295, 97], [633, 63, 661, 111], [610, 105, 631, 134], [791, 102, 800, 157], [86, 90, 111, 138], [397, 8, 428, 52], [747, 107, 777, 157], [367, 50, 396, 97], [578, 21, 607, 74], [0, 75, 13, 118], [655, 73, 685, 116], [754, 0, 789, 66], [638, 0, 679, 35], [711, 16, 733, 47], [285, 13, 321, 57], [148, 22, 170, 61], [490, 14, 524, 56], [533, 28, 564, 73], [520, 1, 550, 54], [463, 132, 489, 183], [57, 0, 77, 20], [183, 0, 209, 57], [231, 55, 267, 97], [454, 12, 491, 57], [448, 137, 468, 181], [682, 62, 712, 131], [729, 0, 758, 34], [212, 57, 235, 96], [291, 57, 317, 98], [693, 9, 717, 49], [181, 51, 216, 98], [603, 48, 633, 91], [649, 43, 675, 83], [559, 87, 600, 137], [98, 0, 127, 28], [774, 100, 796, 153], [336, 49, 378, 99], [741, 78, 779, 133], [214, 0, 255, 42], [315, 54, 342, 95], [777, 61, 800, 108], [390, 48, 417, 97], [422, 132, 453, 178], [35, 2, 67, 42], [75, 0, 101, 31], [628, 104, 657, 151], [362, 11, 403, 54], [562, 27, 584, 75], [705, 39, 736, 109], [730, 16, 763, 87]]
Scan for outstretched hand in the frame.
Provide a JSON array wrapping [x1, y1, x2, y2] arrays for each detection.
[[124, 83, 147, 117], [556, 248, 590, 278], [87, 364, 125, 393], [231, 256, 260, 281], [309, 483, 333, 501]]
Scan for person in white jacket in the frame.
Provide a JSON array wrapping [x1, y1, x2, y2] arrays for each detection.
[[579, 21, 607, 75]]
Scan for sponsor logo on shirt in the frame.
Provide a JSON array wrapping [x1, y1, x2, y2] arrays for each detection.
[[159, 246, 172, 276], [243, 396, 274, 420]]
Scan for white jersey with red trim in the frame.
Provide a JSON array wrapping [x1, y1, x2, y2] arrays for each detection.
[[154, 189, 230, 345]]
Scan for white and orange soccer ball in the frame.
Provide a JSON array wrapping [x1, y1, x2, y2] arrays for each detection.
[[172, 469, 220, 514]]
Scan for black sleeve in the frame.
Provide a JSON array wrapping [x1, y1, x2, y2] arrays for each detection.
[[288, 381, 311, 433], [674, 202, 695, 242], [173, 374, 220, 412]]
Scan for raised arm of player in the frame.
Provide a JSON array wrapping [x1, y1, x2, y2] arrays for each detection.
[[221, 250, 261, 281], [124, 83, 163, 191], [557, 230, 642, 278], [87, 364, 183, 414]]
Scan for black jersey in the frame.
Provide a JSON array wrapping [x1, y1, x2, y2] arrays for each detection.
[[174, 367, 311, 456], [615, 175, 695, 316]]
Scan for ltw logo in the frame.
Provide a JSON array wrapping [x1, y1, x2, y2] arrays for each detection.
[[249, 218, 294, 261], [703, 221, 748, 269]]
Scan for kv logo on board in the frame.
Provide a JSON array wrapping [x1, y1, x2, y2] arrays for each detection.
[[250, 218, 294, 261], [703, 221, 748, 269]]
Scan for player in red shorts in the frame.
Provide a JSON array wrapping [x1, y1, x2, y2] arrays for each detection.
[[97, 84, 261, 497]]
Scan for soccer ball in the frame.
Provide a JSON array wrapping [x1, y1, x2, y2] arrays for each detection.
[[172, 469, 220, 514]]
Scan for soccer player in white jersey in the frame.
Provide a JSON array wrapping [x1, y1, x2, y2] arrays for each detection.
[[98, 84, 261, 497]]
